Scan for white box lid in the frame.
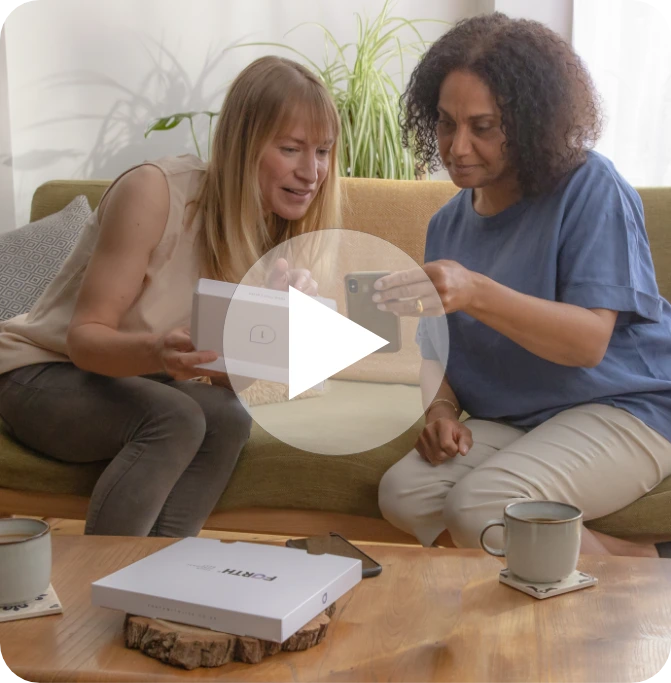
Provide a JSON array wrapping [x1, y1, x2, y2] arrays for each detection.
[[92, 538, 361, 619]]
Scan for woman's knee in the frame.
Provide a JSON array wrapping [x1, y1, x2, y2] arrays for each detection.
[[378, 455, 425, 529], [442, 486, 486, 548], [194, 385, 253, 446], [138, 388, 208, 454], [443, 470, 532, 548], [378, 463, 404, 522], [166, 384, 252, 477]]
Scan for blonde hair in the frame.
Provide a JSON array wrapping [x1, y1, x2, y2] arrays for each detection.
[[196, 56, 341, 283]]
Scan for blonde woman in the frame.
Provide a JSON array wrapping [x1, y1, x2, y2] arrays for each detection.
[[0, 56, 340, 537]]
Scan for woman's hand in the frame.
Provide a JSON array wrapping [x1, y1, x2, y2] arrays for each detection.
[[416, 413, 473, 465], [373, 260, 477, 316], [266, 258, 318, 295], [154, 326, 223, 381]]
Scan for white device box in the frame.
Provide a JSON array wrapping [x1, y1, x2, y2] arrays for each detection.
[[91, 538, 361, 643], [190, 278, 336, 384]]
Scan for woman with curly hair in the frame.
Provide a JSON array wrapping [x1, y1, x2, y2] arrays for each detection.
[[376, 13, 671, 557]]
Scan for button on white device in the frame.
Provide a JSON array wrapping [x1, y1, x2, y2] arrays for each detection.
[[250, 325, 276, 344]]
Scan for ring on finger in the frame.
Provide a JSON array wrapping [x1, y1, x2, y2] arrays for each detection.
[[414, 298, 424, 314]]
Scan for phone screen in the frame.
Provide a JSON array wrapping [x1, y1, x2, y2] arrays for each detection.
[[287, 534, 382, 575]]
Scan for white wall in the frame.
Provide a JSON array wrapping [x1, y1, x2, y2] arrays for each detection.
[[464, 0, 573, 40], [573, 0, 671, 187], [1, 0, 580, 232], [494, 0, 573, 42], [475, 0, 496, 12], [0, 26, 14, 233], [2, 0, 483, 232]]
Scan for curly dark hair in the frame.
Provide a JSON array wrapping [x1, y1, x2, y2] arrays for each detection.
[[401, 13, 604, 195]]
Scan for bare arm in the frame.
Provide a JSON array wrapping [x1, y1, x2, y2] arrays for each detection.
[[375, 261, 618, 368], [66, 165, 218, 378], [417, 359, 472, 462], [420, 359, 461, 421], [464, 271, 618, 368]]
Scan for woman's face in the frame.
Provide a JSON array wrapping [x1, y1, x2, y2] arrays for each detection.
[[436, 70, 511, 189], [258, 118, 334, 221]]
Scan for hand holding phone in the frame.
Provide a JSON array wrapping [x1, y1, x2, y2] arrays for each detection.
[[344, 271, 401, 353]]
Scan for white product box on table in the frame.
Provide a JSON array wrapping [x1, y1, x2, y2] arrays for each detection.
[[91, 538, 361, 642]]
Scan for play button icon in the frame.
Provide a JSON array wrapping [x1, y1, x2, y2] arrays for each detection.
[[288, 286, 389, 399], [219, 228, 449, 456]]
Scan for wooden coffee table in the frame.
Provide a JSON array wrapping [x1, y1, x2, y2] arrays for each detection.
[[1, 536, 670, 682]]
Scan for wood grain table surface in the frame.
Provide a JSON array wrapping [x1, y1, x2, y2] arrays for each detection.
[[1, 535, 670, 682]]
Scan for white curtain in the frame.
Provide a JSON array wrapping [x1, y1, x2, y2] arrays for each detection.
[[573, 0, 671, 186]]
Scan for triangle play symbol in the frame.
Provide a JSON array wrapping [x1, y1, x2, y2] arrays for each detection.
[[288, 286, 389, 399]]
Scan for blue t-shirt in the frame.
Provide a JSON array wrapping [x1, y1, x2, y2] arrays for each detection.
[[417, 151, 671, 443]]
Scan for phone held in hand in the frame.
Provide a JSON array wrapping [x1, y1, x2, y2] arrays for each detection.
[[285, 532, 383, 578], [344, 271, 401, 353]]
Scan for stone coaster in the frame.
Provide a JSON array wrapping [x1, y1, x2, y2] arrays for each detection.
[[0, 584, 63, 622], [499, 568, 598, 599]]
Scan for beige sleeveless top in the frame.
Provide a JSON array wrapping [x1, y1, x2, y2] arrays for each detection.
[[0, 154, 208, 376]]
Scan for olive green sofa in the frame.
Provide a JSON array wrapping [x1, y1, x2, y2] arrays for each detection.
[[0, 176, 670, 544]]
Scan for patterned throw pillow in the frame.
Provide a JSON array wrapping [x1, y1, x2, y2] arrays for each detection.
[[0, 195, 91, 321]]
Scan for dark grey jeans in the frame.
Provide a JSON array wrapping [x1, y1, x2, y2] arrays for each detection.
[[0, 363, 252, 537]]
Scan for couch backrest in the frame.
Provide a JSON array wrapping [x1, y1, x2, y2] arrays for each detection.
[[30, 177, 671, 300], [31, 180, 111, 223], [340, 177, 458, 265], [637, 188, 671, 302]]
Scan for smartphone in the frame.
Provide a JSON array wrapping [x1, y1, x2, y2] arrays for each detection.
[[285, 532, 383, 578], [344, 271, 401, 353]]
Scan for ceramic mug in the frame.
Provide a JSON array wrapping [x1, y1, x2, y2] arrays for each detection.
[[479, 501, 583, 583], [0, 518, 52, 605]]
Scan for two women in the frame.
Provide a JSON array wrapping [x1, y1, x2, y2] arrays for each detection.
[[2, 15, 668, 555], [0, 56, 340, 537], [377, 13, 671, 557]]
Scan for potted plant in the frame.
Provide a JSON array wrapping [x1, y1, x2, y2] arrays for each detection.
[[145, 1, 445, 180]]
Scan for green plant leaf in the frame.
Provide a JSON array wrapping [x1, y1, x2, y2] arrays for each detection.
[[285, 23, 350, 67], [146, 0, 449, 178], [145, 113, 194, 137]]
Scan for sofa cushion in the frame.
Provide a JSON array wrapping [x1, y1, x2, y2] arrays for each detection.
[[247, 378, 424, 455], [586, 476, 671, 539], [1, 378, 670, 538], [0, 196, 91, 322]]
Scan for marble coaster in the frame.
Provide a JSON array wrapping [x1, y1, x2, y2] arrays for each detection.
[[499, 568, 598, 599], [0, 584, 63, 622]]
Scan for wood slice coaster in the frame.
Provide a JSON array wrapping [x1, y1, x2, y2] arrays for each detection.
[[124, 603, 336, 670]]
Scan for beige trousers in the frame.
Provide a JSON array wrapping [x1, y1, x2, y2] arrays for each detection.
[[378, 404, 671, 548]]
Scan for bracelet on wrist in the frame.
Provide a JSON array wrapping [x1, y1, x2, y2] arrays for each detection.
[[426, 397, 460, 417]]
